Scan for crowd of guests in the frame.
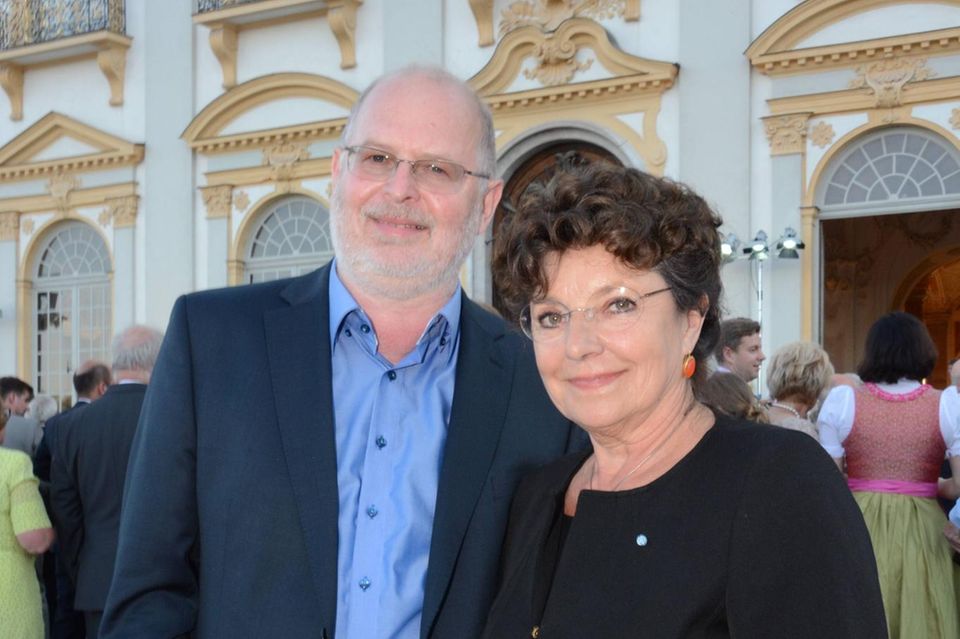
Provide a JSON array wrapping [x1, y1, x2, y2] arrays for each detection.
[[0, 65, 957, 638]]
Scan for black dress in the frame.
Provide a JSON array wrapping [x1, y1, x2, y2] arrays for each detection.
[[481, 414, 887, 639]]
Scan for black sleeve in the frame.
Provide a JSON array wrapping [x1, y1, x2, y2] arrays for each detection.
[[49, 424, 83, 585], [726, 432, 888, 638]]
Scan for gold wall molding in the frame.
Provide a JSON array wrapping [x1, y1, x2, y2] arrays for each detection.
[[810, 121, 835, 148], [107, 195, 138, 228], [471, 18, 676, 95], [0, 112, 144, 181], [47, 171, 79, 214], [747, 0, 960, 76], [952, 108, 960, 129], [763, 113, 811, 155], [498, 0, 639, 37], [234, 189, 250, 212], [0, 182, 137, 215], [0, 64, 24, 121], [0, 32, 132, 119], [0, 211, 18, 241], [470, 0, 495, 46], [202, 185, 234, 219], [205, 157, 332, 188], [195, 0, 363, 84], [768, 75, 960, 117], [182, 73, 357, 153], [849, 56, 935, 108], [209, 25, 238, 89], [263, 141, 311, 182]]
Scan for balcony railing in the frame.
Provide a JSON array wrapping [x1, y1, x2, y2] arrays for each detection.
[[0, 0, 125, 50], [197, 0, 265, 12]]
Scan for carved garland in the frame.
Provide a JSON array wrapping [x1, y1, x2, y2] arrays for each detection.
[[848, 57, 935, 109], [0, 211, 18, 241]]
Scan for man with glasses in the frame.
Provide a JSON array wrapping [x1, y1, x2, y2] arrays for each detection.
[[102, 66, 581, 639]]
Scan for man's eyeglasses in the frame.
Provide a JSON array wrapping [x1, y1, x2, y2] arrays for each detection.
[[519, 286, 673, 343], [342, 145, 490, 194]]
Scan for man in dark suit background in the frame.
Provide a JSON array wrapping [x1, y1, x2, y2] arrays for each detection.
[[35, 360, 111, 639], [51, 326, 163, 638], [102, 66, 582, 639]]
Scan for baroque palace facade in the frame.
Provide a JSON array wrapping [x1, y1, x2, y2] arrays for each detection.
[[1, 0, 960, 405]]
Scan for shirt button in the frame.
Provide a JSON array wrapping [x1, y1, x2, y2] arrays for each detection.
[[359, 577, 371, 591], [440, 336, 447, 346], [376, 436, 387, 449], [387, 370, 397, 381], [366, 505, 378, 519], [344, 328, 352, 337], [360, 324, 371, 334]]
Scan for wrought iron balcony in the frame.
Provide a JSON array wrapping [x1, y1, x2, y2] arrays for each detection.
[[0, 0, 125, 51], [197, 0, 265, 12]]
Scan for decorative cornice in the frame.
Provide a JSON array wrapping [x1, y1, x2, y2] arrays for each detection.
[[768, 75, 960, 117], [191, 119, 346, 155], [202, 185, 234, 219], [848, 56, 935, 108], [749, 26, 960, 76], [204, 157, 333, 187], [0, 211, 18, 241], [482, 72, 674, 114], [470, 18, 676, 96], [0, 112, 144, 182], [182, 72, 357, 147], [0, 182, 137, 215], [763, 113, 811, 155], [108, 195, 138, 228], [498, 0, 637, 36]]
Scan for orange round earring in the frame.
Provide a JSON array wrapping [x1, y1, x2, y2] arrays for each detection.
[[682, 353, 696, 379]]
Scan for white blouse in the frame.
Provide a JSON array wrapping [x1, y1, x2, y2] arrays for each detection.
[[817, 380, 960, 459]]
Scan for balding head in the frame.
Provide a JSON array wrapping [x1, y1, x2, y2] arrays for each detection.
[[341, 65, 497, 177], [111, 325, 164, 384], [73, 359, 112, 400]]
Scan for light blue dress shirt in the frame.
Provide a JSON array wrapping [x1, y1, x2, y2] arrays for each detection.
[[328, 263, 461, 639]]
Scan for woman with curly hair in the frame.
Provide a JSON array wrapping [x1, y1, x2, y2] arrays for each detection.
[[482, 162, 886, 638]]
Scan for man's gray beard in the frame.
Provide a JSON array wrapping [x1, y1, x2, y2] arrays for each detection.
[[329, 184, 484, 301]]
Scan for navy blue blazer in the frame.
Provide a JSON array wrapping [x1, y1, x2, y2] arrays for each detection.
[[101, 263, 582, 639]]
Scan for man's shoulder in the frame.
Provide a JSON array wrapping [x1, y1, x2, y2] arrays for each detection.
[[178, 265, 329, 315]]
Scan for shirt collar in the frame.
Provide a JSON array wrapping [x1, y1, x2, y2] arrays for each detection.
[[327, 258, 463, 350]]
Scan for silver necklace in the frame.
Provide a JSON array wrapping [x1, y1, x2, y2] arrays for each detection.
[[770, 401, 802, 419]]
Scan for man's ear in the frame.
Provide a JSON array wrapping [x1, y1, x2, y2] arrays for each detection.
[[722, 345, 735, 365]]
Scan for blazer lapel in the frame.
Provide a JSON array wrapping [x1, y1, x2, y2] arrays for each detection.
[[264, 264, 339, 635], [421, 297, 514, 638]]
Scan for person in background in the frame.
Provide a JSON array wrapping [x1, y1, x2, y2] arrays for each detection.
[[765, 341, 835, 439], [714, 317, 765, 383], [0, 403, 55, 639], [818, 311, 960, 639], [1, 377, 42, 457], [698, 372, 769, 423], [482, 162, 886, 638], [51, 327, 163, 639]]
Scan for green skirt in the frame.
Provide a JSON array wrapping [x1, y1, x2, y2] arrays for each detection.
[[854, 491, 959, 639]]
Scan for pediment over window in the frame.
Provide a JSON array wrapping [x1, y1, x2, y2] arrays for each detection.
[[182, 73, 359, 154], [470, 17, 676, 99], [747, 0, 960, 76], [0, 112, 143, 181]]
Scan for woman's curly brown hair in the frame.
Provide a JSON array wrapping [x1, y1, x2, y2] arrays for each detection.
[[492, 162, 724, 391]]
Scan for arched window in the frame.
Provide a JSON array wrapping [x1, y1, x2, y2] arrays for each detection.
[[243, 195, 334, 284], [33, 222, 112, 406], [820, 127, 960, 211]]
